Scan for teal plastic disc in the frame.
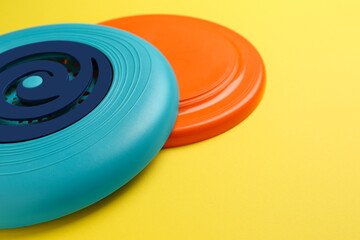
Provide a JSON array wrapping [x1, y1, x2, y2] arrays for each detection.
[[0, 24, 179, 228]]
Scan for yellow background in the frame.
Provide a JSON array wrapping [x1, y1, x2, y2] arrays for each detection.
[[1, 0, 360, 239]]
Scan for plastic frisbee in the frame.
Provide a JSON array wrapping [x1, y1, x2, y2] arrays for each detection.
[[0, 24, 178, 228], [101, 15, 265, 147]]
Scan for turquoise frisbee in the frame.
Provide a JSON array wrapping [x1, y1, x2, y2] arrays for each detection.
[[0, 24, 178, 228]]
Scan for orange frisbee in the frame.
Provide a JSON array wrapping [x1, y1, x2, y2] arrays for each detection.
[[100, 15, 265, 147]]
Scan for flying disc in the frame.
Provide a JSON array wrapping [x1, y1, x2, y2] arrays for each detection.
[[101, 15, 265, 147], [0, 24, 178, 228]]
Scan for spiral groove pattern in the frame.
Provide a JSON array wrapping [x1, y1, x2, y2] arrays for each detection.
[[0, 41, 112, 143]]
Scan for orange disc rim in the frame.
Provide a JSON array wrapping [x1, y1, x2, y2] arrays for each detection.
[[100, 15, 266, 147]]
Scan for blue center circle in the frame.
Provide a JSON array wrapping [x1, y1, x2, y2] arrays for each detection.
[[0, 40, 113, 142], [22, 75, 43, 88]]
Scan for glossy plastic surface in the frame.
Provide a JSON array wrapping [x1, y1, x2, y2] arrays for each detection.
[[101, 15, 265, 147], [0, 24, 179, 229]]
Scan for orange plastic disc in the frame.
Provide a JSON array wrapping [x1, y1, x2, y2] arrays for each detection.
[[100, 15, 266, 147]]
